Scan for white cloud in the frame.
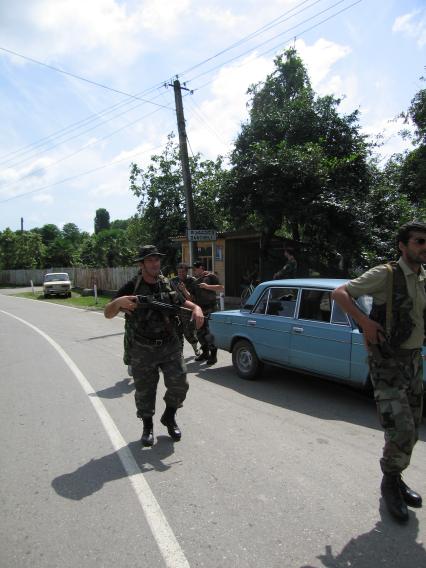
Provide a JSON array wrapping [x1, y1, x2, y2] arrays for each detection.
[[393, 10, 426, 47], [294, 37, 352, 89], [32, 192, 53, 204], [187, 53, 274, 158]]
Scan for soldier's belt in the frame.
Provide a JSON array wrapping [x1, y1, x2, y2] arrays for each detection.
[[136, 335, 177, 346]]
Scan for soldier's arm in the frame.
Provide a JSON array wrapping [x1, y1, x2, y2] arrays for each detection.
[[332, 285, 383, 345], [182, 300, 204, 329], [104, 296, 137, 319]]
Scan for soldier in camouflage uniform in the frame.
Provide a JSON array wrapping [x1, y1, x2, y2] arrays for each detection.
[[104, 245, 204, 447], [191, 260, 224, 365], [332, 222, 426, 523], [171, 263, 201, 357]]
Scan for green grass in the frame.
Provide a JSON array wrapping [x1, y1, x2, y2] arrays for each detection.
[[13, 291, 111, 310]]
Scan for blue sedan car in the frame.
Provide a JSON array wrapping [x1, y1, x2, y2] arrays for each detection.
[[209, 278, 426, 391]]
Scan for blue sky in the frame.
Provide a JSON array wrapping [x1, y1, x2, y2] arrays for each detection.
[[0, 0, 425, 234]]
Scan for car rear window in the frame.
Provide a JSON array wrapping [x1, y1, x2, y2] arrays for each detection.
[[298, 289, 349, 325], [253, 287, 298, 317]]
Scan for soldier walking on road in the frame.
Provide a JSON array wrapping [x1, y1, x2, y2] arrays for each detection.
[[191, 260, 224, 366], [171, 263, 201, 357], [332, 222, 426, 523], [104, 245, 204, 447]]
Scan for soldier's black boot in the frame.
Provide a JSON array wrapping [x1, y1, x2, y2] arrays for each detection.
[[160, 407, 181, 441], [141, 417, 154, 447], [194, 346, 209, 362], [381, 473, 409, 522], [398, 476, 422, 508], [206, 347, 218, 366]]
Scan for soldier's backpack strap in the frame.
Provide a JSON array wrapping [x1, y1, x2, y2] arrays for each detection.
[[384, 263, 394, 339], [133, 273, 143, 294]]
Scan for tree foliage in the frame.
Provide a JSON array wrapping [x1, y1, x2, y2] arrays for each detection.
[[224, 48, 372, 274], [94, 208, 111, 234], [129, 134, 228, 265]]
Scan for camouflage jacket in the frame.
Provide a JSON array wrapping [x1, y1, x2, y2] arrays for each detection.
[[120, 275, 184, 362]]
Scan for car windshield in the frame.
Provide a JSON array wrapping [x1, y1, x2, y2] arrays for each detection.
[[44, 273, 69, 282]]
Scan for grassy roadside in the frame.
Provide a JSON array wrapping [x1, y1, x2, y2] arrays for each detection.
[[13, 291, 111, 310]]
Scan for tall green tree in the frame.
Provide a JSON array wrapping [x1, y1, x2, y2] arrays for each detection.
[[225, 48, 371, 274], [94, 208, 111, 234]]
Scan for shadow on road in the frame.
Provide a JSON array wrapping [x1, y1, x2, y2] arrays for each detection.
[[189, 361, 426, 439], [89, 377, 134, 399], [51, 437, 178, 500], [300, 499, 426, 568]]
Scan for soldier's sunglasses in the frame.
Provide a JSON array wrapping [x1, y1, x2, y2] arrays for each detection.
[[411, 237, 426, 245]]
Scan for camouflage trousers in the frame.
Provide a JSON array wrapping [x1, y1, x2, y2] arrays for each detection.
[[130, 336, 188, 419], [368, 348, 423, 475], [197, 305, 217, 350]]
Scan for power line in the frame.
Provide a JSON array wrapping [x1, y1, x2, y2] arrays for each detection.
[[0, 0, 351, 167], [0, 86, 172, 168], [1, 106, 172, 191], [1, 90, 174, 172], [0, 141, 168, 204], [185, 0, 355, 85], [0, 46, 173, 110]]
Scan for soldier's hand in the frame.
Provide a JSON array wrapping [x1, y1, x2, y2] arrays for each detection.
[[362, 318, 384, 348], [191, 305, 204, 329], [198, 282, 209, 289], [118, 295, 138, 313]]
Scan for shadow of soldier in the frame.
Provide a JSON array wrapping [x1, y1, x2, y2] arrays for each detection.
[[89, 377, 134, 399], [51, 437, 179, 500], [301, 499, 426, 568]]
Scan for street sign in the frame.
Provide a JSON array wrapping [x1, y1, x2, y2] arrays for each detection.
[[187, 229, 217, 241]]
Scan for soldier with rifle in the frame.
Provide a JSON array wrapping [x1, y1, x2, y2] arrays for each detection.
[[332, 222, 426, 523], [104, 245, 204, 447]]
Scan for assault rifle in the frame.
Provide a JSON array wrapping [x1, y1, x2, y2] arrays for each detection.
[[135, 295, 208, 320]]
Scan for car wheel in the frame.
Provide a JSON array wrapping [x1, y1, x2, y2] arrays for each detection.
[[44, 293, 49, 299], [232, 339, 263, 380]]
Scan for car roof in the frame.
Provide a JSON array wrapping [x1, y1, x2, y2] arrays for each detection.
[[260, 278, 348, 289]]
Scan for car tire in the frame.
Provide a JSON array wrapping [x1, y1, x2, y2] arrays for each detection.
[[232, 339, 263, 380], [44, 293, 49, 299]]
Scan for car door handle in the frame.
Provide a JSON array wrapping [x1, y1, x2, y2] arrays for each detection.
[[292, 326, 304, 333], [247, 320, 257, 326]]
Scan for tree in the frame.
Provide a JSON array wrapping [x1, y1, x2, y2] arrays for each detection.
[[225, 48, 371, 274], [0, 229, 45, 269], [62, 222, 82, 244], [399, 80, 426, 205], [94, 208, 110, 234], [129, 134, 227, 265]]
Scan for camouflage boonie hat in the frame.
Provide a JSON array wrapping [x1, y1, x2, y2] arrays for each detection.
[[134, 245, 165, 262]]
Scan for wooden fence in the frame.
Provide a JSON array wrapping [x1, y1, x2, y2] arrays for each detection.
[[0, 266, 139, 291]]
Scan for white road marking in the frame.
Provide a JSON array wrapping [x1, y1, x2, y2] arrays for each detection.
[[0, 309, 190, 568]]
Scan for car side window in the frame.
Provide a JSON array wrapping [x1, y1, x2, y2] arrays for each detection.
[[331, 301, 350, 325], [253, 287, 298, 317], [299, 289, 331, 322]]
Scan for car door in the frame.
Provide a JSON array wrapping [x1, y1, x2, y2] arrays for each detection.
[[289, 288, 352, 380], [246, 286, 299, 364]]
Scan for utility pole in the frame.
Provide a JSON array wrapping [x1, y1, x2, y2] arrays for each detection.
[[170, 78, 197, 266]]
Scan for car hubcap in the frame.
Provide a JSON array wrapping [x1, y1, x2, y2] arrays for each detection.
[[238, 349, 252, 372]]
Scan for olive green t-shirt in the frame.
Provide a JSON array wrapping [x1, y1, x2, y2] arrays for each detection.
[[346, 258, 426, 349]]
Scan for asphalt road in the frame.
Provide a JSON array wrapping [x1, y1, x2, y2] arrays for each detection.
[[1, 292, 425, 568]]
